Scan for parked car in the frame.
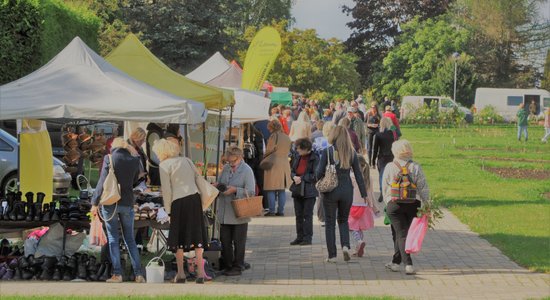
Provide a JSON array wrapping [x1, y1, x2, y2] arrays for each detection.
[[0, 129, 71, 198], [401, 95, 473, 123]]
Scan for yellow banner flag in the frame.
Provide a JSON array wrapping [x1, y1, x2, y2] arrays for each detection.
[[19, 120, 53, 203], [241, 26, 282, 91]]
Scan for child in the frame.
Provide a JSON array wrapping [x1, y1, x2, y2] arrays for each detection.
[[349, 155, 378, 257]]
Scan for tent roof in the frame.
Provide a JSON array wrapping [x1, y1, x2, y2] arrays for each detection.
[[270, 91, 293, 105], [224, 89, 270, 123], [186, 51, 232, 83], [106, 34, 234, 110], [0, 37, 206, 124], [206, 64, 243, 88]]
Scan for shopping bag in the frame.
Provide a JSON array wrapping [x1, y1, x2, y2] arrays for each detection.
[[405, 215, 428, 254], [147, 230, 159, 253], [89, 216, 107, 246]]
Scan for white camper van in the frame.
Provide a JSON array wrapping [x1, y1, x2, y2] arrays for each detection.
[[401, 96, 473, 122], [474, 88, 550, 121]]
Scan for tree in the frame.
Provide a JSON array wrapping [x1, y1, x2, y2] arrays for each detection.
[[120, 0, 228, 74], [343, 0, 453, 87], [375, 17, 478, 105], [240, 21, 361, 102], [451, 0, 550, 87], [542, 50, 550, 91]]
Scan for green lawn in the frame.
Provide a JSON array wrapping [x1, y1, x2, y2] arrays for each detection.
[[402, 124, 550, 273]]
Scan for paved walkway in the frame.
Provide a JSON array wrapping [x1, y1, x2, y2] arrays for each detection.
[[1, 169, 549, 299]]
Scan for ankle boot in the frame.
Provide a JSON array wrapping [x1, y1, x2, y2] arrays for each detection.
[[52, 267, 62, 281], [41, 204, 51, 222], [87, 256, 98, 280], [31, 256, 44, 268], [50, 206, 60, 221], [8, 199, 18, 221], [62, 266, 74, 281], [21, 267, 34, 280], [39, 256, 57, 280], [25, 192, 34, 221], [77, 254, 88, 279], [36, 192, 45, 203], [33, 201, 42, 221], [16, 201, 26, 221], [13, 267, 22, 280], [90, 262, 105, 281], [99, 262, 112, 281], [19, 255, 30, 269], [67, 255, 77, 270], [56, 255, 68, 269]]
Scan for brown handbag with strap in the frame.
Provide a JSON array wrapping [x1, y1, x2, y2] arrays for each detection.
[[259, 133, 279, 170]]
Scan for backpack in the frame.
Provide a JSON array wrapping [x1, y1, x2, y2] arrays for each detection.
[[390, 161, 417, 202]]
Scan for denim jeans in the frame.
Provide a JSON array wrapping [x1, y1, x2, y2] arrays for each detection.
[[266, 190, 286, 214], [322, 176, 353, 258], [101, 205, 143, 276], [517, 125, 528, 141], [293, 196, 315, 242]]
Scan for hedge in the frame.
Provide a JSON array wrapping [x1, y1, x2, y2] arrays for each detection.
[[0, 0, 100, 85]]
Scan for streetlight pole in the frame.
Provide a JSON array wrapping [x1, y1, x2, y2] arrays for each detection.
[[452, 52, 460, 102]]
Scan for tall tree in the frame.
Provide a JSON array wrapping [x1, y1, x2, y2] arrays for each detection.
[[542, 50, 550, 91], [451, 0, 550, 87], [375, 17, 478, 105], [240, 21, 360, 101], [343, 0, 453, 87], [120, 0, 228, 73]]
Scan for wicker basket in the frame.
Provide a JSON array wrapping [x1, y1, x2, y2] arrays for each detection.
[[231, 196, 263, 218]]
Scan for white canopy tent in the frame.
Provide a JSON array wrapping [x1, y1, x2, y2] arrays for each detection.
[[187, 52, 269, 123], [0, 37, 206, 124]]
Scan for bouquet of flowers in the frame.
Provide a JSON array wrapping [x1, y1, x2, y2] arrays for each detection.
[[416, 199, 443, 230]]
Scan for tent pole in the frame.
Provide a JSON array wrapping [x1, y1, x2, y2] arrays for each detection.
[[213, 110, 223, 240], [228, 104, 234, 145], [16, 122, 21, 193], [183, 124, 190, 158], [202, 122, 207, 179]]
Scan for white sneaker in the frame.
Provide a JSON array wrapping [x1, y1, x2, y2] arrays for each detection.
[[405, 265, 416, 275], [342, 246, 351, 262], [385, 262, 400, 272], [325, 257, 337, 263]]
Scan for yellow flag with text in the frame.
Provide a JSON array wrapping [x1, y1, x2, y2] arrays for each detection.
[[241, 26, 282, 91], [19, 120, 53, 203]]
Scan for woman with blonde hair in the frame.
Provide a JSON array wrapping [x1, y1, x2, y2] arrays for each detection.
[[153, 139, 208, 283], [382, 139, 430, 275], [91, 137, 145, 283], [316, 126, 368, 263], [372, 117, 396, 199], [263, 119, 292, 216], [289, 111, 312, 142]]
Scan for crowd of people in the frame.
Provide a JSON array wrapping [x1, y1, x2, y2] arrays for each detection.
[[90, 95, 431, 284]]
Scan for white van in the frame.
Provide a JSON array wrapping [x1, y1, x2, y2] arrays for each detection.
[[400, 96, 473, 122], [474, 88, 550, 121]]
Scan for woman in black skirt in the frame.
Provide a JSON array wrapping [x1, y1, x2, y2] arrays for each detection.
[[154, 139, 208, 284]]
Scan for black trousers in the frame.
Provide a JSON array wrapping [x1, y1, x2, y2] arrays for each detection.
[[220, 223, 248, 271], [322, 177, 353, 258], [293, 196, 315, 242], [390, 224, 401, 264], [367, 130, 378, 163], [386, 201, 420, 266]]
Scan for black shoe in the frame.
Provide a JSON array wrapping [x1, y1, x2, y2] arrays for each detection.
[[77, 254, 88, 279], [13, 267, 22, 280], [290, 239, 303, 245], [299, 240, 312, 246], [33, 201, 42, 221], [16, 201, 26, 221], [98, 262, 112, 281], [275, 212, 284, 216], [264, 212, 276, 217], [25, 192, 34, 222], [52, 267, 62, 281], [67, 255, 77, 270], [62, 268, 74, 281], [222, 268, 241, 276], [19, 256, 30, 269], [240, 262, 251, 270], [21, 267, 35, 280], [41, 203, 51, 222]]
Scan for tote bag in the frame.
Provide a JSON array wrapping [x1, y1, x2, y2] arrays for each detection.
[[186, 158, 219, 211], [99, 155, 121, 206]]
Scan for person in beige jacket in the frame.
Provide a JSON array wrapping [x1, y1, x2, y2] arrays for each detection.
[[153, 139, 208, 284], [289, 111, 312, 142], [263, 119, 292, 216]]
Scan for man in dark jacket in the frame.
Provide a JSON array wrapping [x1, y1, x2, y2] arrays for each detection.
[[289, 138, 319, 246]]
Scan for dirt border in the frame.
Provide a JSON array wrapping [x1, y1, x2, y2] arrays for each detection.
[[485, 167, 550, 180]]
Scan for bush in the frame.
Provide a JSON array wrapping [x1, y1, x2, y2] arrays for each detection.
[[475, 105, 504, 124], [0, 0, 42, 84], [0, 0, 100, 85], [402, 101, 465, 126]]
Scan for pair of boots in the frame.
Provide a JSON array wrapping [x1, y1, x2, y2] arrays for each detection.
[[0, 192, 47, 221], [6, 192, 25, 221], [24, 192, 46, 221]]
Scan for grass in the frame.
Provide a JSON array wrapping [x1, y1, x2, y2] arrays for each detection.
[[0, 297, 401, 300], [402, 124, 550, 273]]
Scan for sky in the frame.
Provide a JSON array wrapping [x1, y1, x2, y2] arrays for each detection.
[[292, 0, 550, 42]]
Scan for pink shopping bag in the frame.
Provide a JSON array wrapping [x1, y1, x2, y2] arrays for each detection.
[[405, 215, 428, 254], [89, 216, 107, 246]]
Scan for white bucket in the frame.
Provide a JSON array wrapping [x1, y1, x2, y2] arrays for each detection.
[[145, 257, 165, 283]]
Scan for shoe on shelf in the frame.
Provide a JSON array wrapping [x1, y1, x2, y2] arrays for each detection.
[[106, 274, 123, 283], [405, 265, 416, 275], [289, 239, 303, 246], [357, 241, 366, 258], [385, 262, 400, 272], [135, 275, 145, 283], [299, 240, 312, 246], [325, 257, 337, 263], [342, 246, 351, 262]]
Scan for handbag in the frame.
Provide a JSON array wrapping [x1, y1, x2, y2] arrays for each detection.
[[289, 180, 305, 197], [315, 146, 338, 193], [99, 155, 121, 206], [259, 133, 278, 170], [231, 190, 263, 218], [186, 158, 219, 211]]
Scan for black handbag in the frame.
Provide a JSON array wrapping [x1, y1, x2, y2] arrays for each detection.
[[289, 181, 305, 197]]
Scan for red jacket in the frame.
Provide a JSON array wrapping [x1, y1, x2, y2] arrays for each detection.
[[383, 111, 400, 129]]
